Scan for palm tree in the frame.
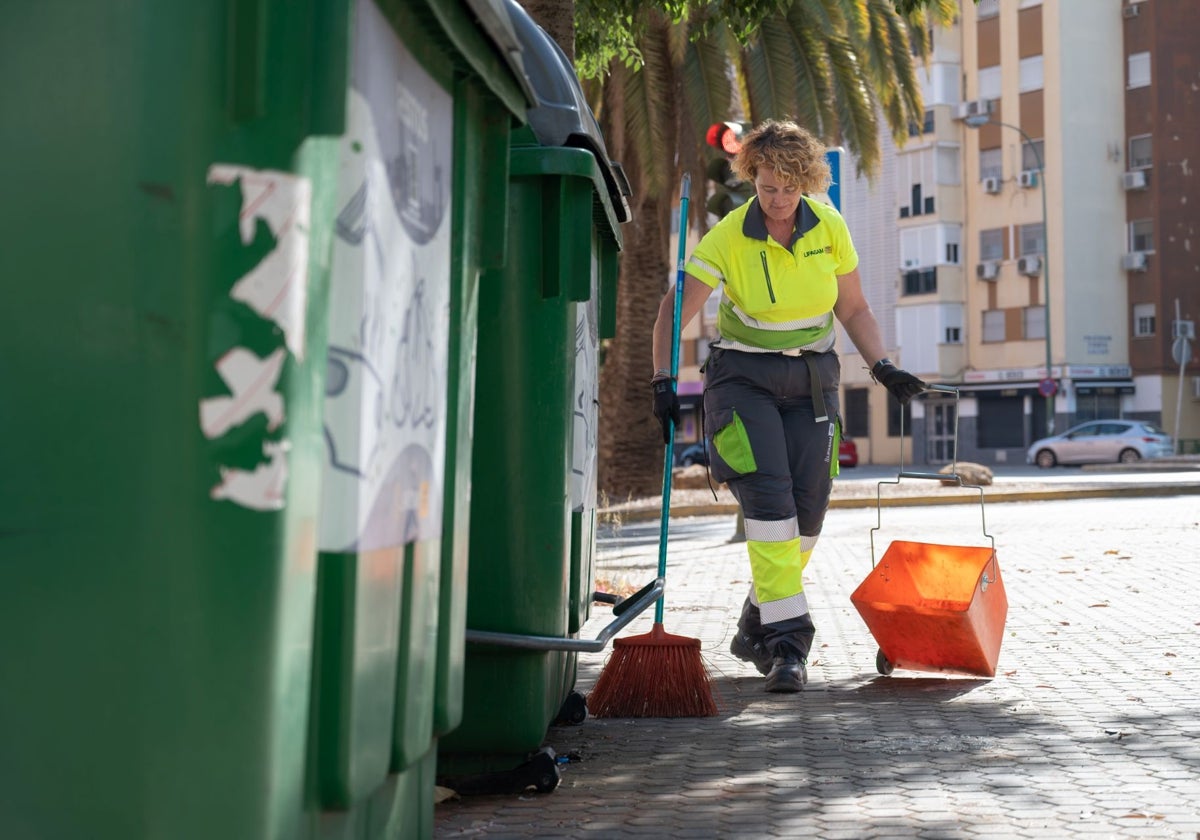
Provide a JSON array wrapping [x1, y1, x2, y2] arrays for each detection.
[[584, 0, 956, 500]]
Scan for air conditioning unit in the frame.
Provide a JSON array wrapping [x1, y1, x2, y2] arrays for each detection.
[[957, 99, 992, 120], [976, 260, 1000, 281], [1173, 320, 1196, 340], [1018, 170, 1039, 188], [1018, 255, 1042, 276], [1123, 3, 1140, 18], [1122, 251, 1148, 271], [901, 258, 920, 269], [982, 176, 1002, 194], [1122, 169, 1148, 190]]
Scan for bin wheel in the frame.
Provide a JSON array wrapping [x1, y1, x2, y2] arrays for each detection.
[[876, 649, 895, 676], [555, 691, 588, 726], [529, 750, 561, 793]]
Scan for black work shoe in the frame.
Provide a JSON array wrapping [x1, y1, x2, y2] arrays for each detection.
[[764, 655, 808, 693], [730, 631, 773, 676]]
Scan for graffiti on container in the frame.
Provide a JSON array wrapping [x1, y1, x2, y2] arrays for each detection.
[[317, 2, 451, 552], [206, 165, 311, 360], [199, 347, 286, 439], [392, 77, 445, 244], [211, 440, 290, 512], [200, 167, 312, 511], [571, 296, 599, 512], [391, 271, 438, 431]]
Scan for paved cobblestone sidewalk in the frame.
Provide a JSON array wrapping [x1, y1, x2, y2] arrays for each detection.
[[436, 494, 1200, 839]]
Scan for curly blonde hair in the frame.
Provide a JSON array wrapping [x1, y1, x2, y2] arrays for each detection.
[[731, 120, 831, 195]]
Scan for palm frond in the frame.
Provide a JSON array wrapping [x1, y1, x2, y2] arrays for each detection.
[[623, 13, 676, 202], [869, 0, 925, 141], [825, 34, 880, 175], [679, 21, 735, 135]]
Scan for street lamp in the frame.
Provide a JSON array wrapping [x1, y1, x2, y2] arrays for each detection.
[[963, 113, 1055, 437]]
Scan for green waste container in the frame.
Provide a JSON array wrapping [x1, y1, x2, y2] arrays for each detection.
[[0, 1, 530, 838], [0, 3, 349, 838], [437, 0, 630, 784]]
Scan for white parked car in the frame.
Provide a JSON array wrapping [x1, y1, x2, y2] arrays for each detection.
[[1026, 420, 1174, 468]]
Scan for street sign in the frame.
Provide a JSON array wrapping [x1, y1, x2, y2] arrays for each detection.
[[1037, 378, 1058, 397], [1171, 336, 1191, 366]]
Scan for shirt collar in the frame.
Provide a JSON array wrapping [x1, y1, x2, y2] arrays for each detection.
[[743, 196, 821, 249]]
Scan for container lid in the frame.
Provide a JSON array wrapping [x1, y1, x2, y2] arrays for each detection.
[[499, 0, 631, 224], [461, 0, 540, 107]]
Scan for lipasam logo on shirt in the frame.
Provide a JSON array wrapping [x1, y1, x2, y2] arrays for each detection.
[[802, 245, 833, 258]]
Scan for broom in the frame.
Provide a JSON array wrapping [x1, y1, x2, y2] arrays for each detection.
[[588, 173, 718, 718]]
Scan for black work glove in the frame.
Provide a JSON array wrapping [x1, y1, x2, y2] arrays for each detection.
[[651, 377, 681, 444], [871, 359, 926, 405]]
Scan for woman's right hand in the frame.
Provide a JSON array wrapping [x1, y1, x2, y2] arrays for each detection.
[[651, 378, 681, 443]]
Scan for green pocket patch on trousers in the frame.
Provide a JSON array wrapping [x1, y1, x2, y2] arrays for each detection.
[[714, 410, 757, 474]]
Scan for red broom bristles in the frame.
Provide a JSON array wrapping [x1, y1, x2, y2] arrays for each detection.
[[588, 623, 718, 718]]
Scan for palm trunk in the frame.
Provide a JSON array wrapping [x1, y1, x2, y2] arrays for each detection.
[[598, 194, 670, 501]]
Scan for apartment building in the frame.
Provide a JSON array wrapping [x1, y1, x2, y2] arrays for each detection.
[[840, 0, 1199, 466]]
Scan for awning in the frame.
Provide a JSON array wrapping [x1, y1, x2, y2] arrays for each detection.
[[1074, 380, 1135, 395], [943, 382, 1041, 398]]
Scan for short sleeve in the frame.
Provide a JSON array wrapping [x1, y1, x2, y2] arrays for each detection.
[[684, 227, 727, 289], [832, 212, 859, 275]]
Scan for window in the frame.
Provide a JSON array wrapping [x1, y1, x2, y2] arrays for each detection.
[[1130, 219, 1154, 252], [1019, 55, 1044, 92], [946, 242, 959, 263], [903, 268, 938, 295], [977, 0, 999, 19], [1019, 222, 1045, 256], [982, 310, 1005, 343], [907, 110, 935, 137], [978, 66, 1002, 101], [980, 147, 1002, 181], [1021, 140, 1045, 172], [1133, 303, 1156, 337], [1129, 135, 1152, 169], [911, 184, 923, 216], [886, 398, 912, 438], [980, 228, 1005, 261], [1128, 52, 1151, 89], [844, 388, 869, 437], [945, 326, 962, 343], [936, 146, 962, 186], [1023, 306, 1046, 340]]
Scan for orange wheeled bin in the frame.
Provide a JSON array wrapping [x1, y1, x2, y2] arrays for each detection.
[[851, 540, 1007, 677], [851, 384, 1008, 678]]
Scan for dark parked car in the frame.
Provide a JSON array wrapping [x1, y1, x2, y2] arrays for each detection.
[[677, 439, 859, 468], [1026, 419, 1173, 467], [676, 442, 708, 467]]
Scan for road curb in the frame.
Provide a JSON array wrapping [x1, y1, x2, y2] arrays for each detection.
[[602, 481, 1200, 524]]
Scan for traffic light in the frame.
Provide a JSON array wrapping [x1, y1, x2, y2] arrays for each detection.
[[705, 121, 745, 156], [705, 157, 754, 217], [705, 122, 753, 217]]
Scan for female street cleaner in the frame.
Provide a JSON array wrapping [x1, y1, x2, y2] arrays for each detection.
[[650, 120, 925, 693]]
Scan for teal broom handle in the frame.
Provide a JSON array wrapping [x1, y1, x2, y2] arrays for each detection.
[[656, 173, 690, 623]]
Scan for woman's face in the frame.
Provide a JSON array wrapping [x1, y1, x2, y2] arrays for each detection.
[[754, 167, 803, 225]]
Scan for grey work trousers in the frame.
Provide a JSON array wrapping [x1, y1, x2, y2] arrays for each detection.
[[702, 347, 842, 660]]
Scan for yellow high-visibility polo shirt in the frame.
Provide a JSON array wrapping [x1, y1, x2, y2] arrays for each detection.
[[685, 195, 859, 352]]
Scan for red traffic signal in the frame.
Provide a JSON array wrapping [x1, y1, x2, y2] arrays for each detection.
[[706, 121, 744, 156]]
